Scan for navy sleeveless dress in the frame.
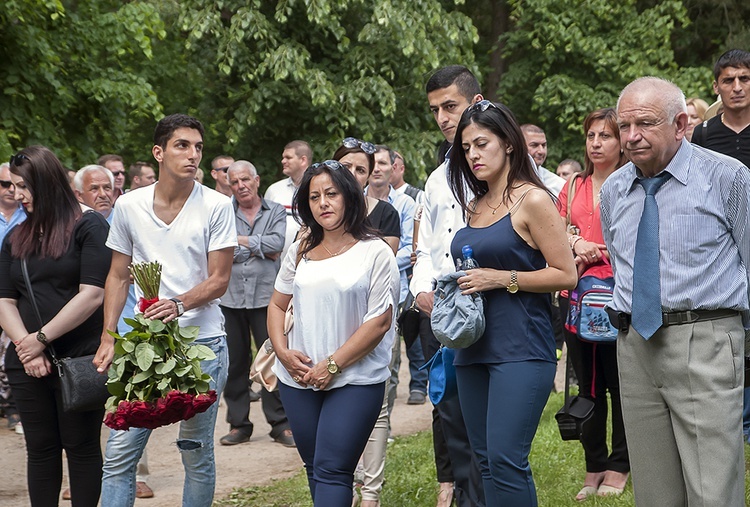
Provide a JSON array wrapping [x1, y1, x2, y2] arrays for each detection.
[[450, 213, 556, 366]]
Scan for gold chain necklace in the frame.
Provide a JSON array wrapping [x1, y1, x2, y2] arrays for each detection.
[[485, 198, 503, 215], [321, 239, 355, 257]]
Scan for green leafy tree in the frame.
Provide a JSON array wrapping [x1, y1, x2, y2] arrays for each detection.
[[491, 0, 712, 168], [177, 0, 479, 187]]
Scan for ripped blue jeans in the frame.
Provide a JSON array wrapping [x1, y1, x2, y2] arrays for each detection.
[[101, 335, 228, 507]]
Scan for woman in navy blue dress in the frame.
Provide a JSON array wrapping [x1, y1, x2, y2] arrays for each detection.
[[446, 101, 577, 506]]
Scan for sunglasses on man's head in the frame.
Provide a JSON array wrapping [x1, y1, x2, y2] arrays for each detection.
[[342, 137, 376, 155], [0, 180, 13, 189], [9, 154, 29, 167]]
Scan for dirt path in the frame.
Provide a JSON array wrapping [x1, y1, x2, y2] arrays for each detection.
[[0, 347, 433, 506]]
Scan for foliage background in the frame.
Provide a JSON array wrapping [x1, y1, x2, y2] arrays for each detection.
[[1, 0, 748, 188]]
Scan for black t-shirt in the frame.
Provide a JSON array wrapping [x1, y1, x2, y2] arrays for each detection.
[[0, 211, 111, 370], [367, 199, 401, 239], [691, 114, 750, 168]]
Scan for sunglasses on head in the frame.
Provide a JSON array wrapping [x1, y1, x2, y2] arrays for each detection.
[[9, 153, 29, 167], [309, 160, 346, 172], [342, 137, 376, 155], [467, 99, 500, 113], [0, 180, 13, 189]]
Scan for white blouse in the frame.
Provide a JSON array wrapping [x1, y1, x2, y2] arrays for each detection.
[[273, 238, 399, 390]]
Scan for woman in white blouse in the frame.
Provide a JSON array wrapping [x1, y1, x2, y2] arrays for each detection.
[[267, 160, 399, 507]]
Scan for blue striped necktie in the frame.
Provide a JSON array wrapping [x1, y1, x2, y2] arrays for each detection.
[[631, 172, 672, 340]]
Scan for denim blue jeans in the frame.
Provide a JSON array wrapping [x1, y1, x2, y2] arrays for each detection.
[[456, 360, 555, 507], [101, 335, 228, 507], [279, 382, 385, 507]]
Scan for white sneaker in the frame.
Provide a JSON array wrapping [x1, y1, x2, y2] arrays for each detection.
[[15, 422, 23, 435]]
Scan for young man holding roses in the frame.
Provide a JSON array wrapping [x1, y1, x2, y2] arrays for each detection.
[[94, 113, 237, 507]]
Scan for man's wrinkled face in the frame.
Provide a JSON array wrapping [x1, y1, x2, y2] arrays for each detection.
[[77, 170, 113, 217]]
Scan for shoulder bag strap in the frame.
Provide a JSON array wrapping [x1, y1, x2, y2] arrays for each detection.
[[20, 259, 58, 363], [566, 174, 580, 228]]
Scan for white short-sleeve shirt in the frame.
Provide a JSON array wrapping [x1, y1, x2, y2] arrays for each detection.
[[106, 182, 238, 338], [273, 238, 399, 389]]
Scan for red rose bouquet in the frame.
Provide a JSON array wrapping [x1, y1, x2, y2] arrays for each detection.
[[104, 261, 217, 430]]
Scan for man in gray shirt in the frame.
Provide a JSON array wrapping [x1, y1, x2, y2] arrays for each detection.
[[219, 160, 294, 447]]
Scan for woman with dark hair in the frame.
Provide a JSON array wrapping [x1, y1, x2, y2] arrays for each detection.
[[332, 138, 400, 254], [267, 160, 399, 507], [0, 145, 111, 506], [446, 101, 577, 506], [557, 108, 630, 500]]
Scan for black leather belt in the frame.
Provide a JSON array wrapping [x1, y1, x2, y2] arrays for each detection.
[[605, 308, 739, 334]]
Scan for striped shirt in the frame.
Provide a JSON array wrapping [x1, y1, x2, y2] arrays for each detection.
[[600, 139, 750, 327]]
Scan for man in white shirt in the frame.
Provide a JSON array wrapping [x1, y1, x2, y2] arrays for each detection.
[[265, 140, 312, 260], [95, 113, 237, 507], [411, 65, 485, 507], [520, 124, 565, 196]]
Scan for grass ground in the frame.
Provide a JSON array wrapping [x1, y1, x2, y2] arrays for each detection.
[[214, 391, 750, 506]]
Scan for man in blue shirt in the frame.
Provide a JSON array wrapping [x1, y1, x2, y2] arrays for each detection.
[[601, 77, 750, 506]]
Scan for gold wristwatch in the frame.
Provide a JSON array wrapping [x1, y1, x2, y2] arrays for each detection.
[[507, 270, 519, 294], [327, 356, 341, 375]]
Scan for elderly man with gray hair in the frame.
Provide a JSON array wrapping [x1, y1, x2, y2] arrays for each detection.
[[218, 160, 294, 447], [601, 76, 750, 505], [74, 164, 115, 222]]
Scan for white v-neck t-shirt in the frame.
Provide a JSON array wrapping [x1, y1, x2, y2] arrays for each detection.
[[273, 238, 399, 390], [106, 182, 237, 338]]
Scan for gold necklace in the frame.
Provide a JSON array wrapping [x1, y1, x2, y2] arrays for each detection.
[[485, 198, 503, 215], [321, 239, 355, 257]]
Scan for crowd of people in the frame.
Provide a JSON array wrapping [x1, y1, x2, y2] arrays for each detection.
[[0, 48, 749, 507]]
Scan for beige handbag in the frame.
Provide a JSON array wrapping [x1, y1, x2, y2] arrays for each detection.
[[250, 301, 293, 392]]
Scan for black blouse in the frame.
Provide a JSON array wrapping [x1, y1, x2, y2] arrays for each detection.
[[0, 212, 111, 370]]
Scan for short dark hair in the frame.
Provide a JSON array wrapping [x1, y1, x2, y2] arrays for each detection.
[[128, 161, 153, 181], [284, 140, 313, 162], [449, 102, 548, 214], [292, 161, 380, 257], [8, 145, 82, 259], [713, 49, 750, 80], [332, 143, 376, 175], [520, 124, 545, 136], [153, 114, 204, 148], [97, 154, 123, 167], [425, 65, 481, 101]]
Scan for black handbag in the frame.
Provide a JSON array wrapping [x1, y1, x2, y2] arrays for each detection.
[[555, 350, 594, 441], [397, 291, 420, 350], [21, 260, 108, 412]]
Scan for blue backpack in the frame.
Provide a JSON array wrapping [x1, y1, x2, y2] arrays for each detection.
[[565, 276, 618, 343]]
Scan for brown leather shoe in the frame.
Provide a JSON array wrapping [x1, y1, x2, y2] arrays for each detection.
[[273, 429, 296, 447], [136, 481, 155, 499]]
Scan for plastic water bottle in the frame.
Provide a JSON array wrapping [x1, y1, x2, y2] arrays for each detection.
[[459, 245, 479, 270]]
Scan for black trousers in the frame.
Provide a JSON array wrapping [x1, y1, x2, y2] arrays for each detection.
[[8, 367, 103, 507], [221, 305, 290, 438], [419, 313, 485, 507], [559, 297, 629, 473]]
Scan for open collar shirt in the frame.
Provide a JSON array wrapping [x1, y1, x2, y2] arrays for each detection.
[[600, 139, 750, 327], [0, 205, 25, 246], [411, 149, 471, 297], [221, 196, 286, 309]]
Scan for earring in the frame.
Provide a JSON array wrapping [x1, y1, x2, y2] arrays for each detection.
[[506, 148, 513, 154]]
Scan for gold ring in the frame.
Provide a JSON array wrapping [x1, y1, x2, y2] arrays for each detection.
[[293, 376, 300, 382]]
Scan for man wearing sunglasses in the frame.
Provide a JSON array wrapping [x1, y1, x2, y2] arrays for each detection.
[[0, 163, 25, 246], [210, 155, 234, 197], [98, 154, 127, 203]]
